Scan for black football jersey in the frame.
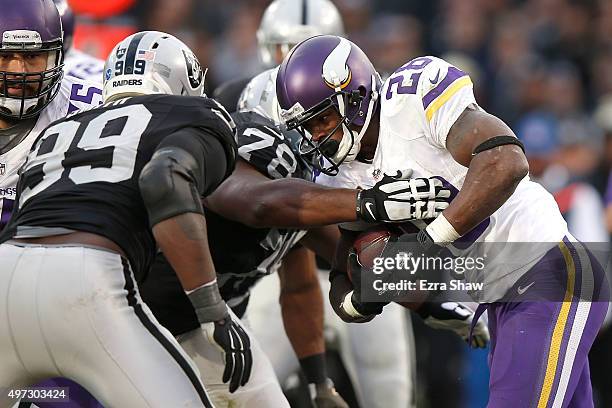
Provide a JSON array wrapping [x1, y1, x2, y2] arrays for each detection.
[[0, 94, 236, 280], [212, 76, 254, 113], [140, 110, 312, 335]]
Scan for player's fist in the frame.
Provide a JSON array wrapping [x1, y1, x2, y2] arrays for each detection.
[[357, 170, 451, 223]]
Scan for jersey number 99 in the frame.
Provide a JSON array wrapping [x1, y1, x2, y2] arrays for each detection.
[[19, 104, 153, 207]]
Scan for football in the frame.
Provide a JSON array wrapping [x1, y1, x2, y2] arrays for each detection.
[[349, 222, 421, 277], [348, 222, 428, 308]]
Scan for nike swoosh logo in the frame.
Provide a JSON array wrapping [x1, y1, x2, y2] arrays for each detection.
[[365, 202, 376, 220], [429, 69, 440, 84], [517, 281, 535, 295]]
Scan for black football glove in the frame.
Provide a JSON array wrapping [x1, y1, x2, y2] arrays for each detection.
[[329, 271, 378, 324], [344, 250, 390, 317], [201, 312, 253, 392], [357, 170, 451, 223]]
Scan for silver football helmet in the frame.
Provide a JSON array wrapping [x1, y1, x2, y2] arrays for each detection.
[[238, 67, 281, 123], [256, 0, 345, 67], [103, 31, 206, 102]]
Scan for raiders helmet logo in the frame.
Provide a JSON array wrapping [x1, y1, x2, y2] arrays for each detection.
[[116, 47, 126, 59], [182, 50, 203, 89]]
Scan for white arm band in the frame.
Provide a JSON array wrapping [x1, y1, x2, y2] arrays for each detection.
[[341, 291, 365, 318], [425, 214, 460, 245]]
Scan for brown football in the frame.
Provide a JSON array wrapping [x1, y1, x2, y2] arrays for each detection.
[[348, 222, 428, 309], [351, 222, 421, 269]]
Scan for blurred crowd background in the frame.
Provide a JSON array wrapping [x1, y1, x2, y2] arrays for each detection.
[[66, 0, 612, 406]]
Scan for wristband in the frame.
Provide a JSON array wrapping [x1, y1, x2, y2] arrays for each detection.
[[341, 291, 364, 318], [425, 214, 460, 245], [186, 279, 228, 323], [299, 353, 327, 385]]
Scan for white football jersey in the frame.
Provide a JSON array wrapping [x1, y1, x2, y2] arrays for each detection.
[[64, 49, 105, 85], [0, 75, 103, 228], [321, 56, 569, 301]]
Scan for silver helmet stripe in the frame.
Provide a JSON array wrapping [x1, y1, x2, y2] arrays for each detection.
[[302, 0, 308, 25]]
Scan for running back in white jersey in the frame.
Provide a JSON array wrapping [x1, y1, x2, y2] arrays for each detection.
[[323, 56, 569, 301], [64, 49, 105, 85], [0, 75, 103, 228]]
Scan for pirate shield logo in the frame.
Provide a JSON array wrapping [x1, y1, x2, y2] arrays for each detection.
[[182, 49, 203, 89]]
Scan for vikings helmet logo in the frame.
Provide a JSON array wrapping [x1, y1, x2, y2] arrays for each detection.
[[322, 37, 352, 90]]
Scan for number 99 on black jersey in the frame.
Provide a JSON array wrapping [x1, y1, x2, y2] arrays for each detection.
[[0, 94, 236, 281]]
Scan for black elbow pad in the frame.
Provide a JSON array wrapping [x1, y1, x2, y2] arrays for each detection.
[[139, 147, 204, 227]]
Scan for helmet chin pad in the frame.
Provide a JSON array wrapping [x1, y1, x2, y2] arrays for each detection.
[[320, 138, 340, 157]]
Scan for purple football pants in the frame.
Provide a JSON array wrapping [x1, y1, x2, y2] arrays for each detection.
[[481, 238, 609, 408]]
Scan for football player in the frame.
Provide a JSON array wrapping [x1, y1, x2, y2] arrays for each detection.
[[276, 35, 609, 407], [0, 0, 103, 233], [237, 4, 489, 406], [0, 2, 104, 406], [53, 0, 105, 83], [141, 111, 352, 408], [232, 4, 419, 407], [0, 31, 238, 407]]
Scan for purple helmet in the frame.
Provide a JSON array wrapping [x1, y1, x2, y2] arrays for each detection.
[[0, 0, 64, 120], [53, 0, 74, 52], [276, 35, 381, 175]]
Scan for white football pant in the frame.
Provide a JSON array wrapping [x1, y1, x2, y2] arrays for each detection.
[[0, 243, 213, 408]]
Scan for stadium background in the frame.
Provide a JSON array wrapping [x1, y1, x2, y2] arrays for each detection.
[[65, 0, 612, 406]]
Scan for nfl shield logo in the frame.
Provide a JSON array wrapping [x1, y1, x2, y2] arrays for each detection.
[[0, 163, 5, 175]]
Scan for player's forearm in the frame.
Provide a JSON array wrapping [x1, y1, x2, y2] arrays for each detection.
[[249, 178, 358, 228], [442, 145, 528, 235], [281, 285, 326, 357], [152, 212, 217, 291], [279, 249, 325, 358]]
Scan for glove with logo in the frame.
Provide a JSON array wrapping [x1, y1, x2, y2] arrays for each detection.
[[357, 169, 451, 223], [417, 301, 490, 348]]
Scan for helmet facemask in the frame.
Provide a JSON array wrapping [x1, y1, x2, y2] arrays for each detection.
[[0, 44, 64, 120], [284, 74, 378, 176]]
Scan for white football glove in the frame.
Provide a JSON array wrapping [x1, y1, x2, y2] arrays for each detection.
[[357, 169, 451, 223], [418, 301, 490, 348]]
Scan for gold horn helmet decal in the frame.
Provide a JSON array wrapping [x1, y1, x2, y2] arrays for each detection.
[[322, 37, 352, 89]]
